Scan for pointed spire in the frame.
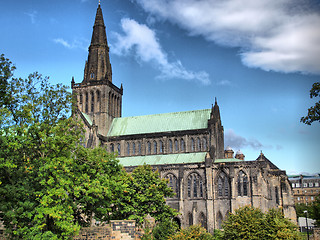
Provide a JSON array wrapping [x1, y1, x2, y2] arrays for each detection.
[[210, 97, 221, 121], [83, 4, 112, 83]]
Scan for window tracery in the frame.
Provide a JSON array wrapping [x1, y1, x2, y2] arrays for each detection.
[[217, 172, 229, 197], [165, 173, 179, 198], [237, 170, 248, 197], [187, 172, 204, 198]]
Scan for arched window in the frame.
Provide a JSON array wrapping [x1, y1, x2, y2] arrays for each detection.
[[181, 139, 185, 152], [85, 92, 88, 113], [91, 91, 94, 112], [117, 143, 121, 154], [275, 186, 279, 204], [90, 72, 95, 79], [79, 93, 83, 104], [153, 141, 157, 154], [159, 140, 163, 153], [217, 172, 229, 198], [188, 213, 193, 226], [187, 172, 203, 199], [197, 137, 201, 151], [237, 170, 248, 197], [199, 212, 206, 229], [138, 142, 142, 155], [165, 173, 179, 198], [132, 142, 136, 155], [127, 142, 130, 156], [110, 143, 114, 152], [147, 141, 151, 155], [203, 137, 207, 151], [191, 138, 195, 152], [175, 139, 179, 152], [97, 90, 100, 102], [169, 139, 173, 153]]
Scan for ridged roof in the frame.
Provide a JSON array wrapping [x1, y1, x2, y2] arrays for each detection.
[[118, 152, 207, 167], [107, 109, 211, 137]]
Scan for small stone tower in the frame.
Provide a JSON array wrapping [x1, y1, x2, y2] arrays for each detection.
[[208, 98, 224, 159], [72, 3, 123, 147]]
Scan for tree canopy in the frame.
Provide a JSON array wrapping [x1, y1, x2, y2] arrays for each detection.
[[301, 82, 320, 125]]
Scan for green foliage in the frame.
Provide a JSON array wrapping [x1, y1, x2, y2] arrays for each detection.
[[295, 194, 320, 226], [0, 59, 124, 239], [0, 54, 15, 107], [301, 82, 320, 125], [222, 206, 300, 240], [151, 219, 179, 240], [312, 194, 320, 226], [168, 225, 215, 240], [112, 164, 177, 225]]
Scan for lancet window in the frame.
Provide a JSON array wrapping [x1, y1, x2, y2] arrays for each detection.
[[217, 172, 229, 197], [165, 173, 179, 198], [187, 172, 204, 198], [237, 170, 248, 197]]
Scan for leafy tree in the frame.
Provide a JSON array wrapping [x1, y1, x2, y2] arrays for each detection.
[[312, 194, 320, 226], [222, 206, 300, 240], [0, 54, 14, 106], [301, 82, 320, 125], [112, 164, 177, 225], [0, 60, 124, 239], [168, 225, 215, 240]]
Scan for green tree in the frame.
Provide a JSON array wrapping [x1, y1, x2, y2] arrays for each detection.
[[222, 206, 300, 240], [113, 164, 177, 225], [0, 54, 14, 106], [0, 60, 124, 239], [312, 194, 320, 226], [301, 82, 320, 125], [168, 225, 215, 240]]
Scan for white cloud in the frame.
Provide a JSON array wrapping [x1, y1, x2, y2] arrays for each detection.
[[53, 38, 88, 51], [225, 129, 264, 150], [25, 10, 37, 24], [134, 0, 320, 75], [111, 18, 210, 85]]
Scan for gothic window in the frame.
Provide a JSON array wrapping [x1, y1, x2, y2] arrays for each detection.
[[217, 172, 229, 198], [79, 93, 83, 104], [275, 186, 279, 204], [153, 141, 157, 154], [117, 143, 121, 154], [147, 141, 151, 155], [90, 72, 95, 79], [85, 92, 88, 113], [159, 140, 163, 153], [203, 137, 207, 151], [197, 137, 201, 151], [138, 142, 142, 155], [165, 173, 179, 198], [191, 138, 195, 152], [91, 91, 94, 112], [181, 139, 185, 151], [132, 142, 136, 155], [97, 90, 100, 101], [237, 170, 248, 197], [188, 213, 193, 226], [169, 139, 173, 153], [187, 172, 203, 199], [175, 139, 179, 152], [110, 143, 114, 152], [199, 212, 206, 229], [127, 142, 130, 156]]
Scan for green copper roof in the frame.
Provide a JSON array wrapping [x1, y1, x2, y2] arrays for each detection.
[[108, 109, 211, 137], [118, 152, 207, 167], [215, 158, 243, 163], [81, 112, 92, 126]]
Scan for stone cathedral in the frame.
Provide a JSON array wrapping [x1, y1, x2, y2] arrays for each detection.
[[71, 4, 296, 233]]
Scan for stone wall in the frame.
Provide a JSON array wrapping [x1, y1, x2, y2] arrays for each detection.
[[74, 220, 139, 240]]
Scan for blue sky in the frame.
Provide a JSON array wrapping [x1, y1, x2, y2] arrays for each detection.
[[1, 0, 319, 175]]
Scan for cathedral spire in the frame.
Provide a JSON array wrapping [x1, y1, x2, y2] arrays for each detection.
[[83, 4, 112, 83], [211, 98, 221, 121]]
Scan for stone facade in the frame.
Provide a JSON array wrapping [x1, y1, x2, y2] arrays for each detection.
[[72, 4, 297, 233]]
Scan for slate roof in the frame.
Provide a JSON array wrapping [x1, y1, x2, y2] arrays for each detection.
[[107, 109, 211, 137], [118, 152, 207, 167]]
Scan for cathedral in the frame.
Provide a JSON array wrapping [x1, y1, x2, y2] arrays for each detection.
[[71, 4, 296, 233]]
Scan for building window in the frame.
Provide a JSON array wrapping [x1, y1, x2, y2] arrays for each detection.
[[187, 173, 203, 199], [200, 179, 203, 197], [165, 173, 179, 198], [311, 196, 314, 201], [188, 177, 191, 197], [175, 139, 179, 152], [304, 183, 308, 188], [147, 141, 151, 155], [97, 90, 100, 102], [91, 92, 94, 112], [309, 182, 313, 187], [237, 170, 248, 197], [199, 213, 206, 229], [191, 138, 195, 152], [138, 142, 142, 155], [181, 139, 185, 151], [217, 172, 229, 198], [315, 182, 319, 187], [193, 176, 198, 198], [169, 139, 173, 153], [188, 213, 193, 226], [132, 142, 136, 155], [85, 92, 88, 113], [297, 197, 300, 201], [90, 72, 95, 79], [275, 186, 279, 204], [296, 183, 300, 187], [203, 137, 207, 151], [127, 142, 130, 156], [197, 137, 201, 151], [292, 183, 295, 188], [79, 93, 83, 104], [117, 143, 121, 154], [153, 141, 157, 154], [159, 140, 163, 153], [110, 143, 114, 152]]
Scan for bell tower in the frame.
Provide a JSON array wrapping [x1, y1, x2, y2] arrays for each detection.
[[72, 3, 123, 147]]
